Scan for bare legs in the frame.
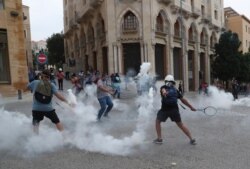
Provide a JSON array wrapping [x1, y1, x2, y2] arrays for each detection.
[[155, 120, 195, 142], [155, 119, 162, 139], [176, 122, 193, 141], [55, 122, 64, 131], [33, 122, 63, 134]]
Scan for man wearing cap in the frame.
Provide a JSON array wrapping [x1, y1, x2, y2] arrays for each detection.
[[27, 69, 69, 134], [153, 74, 197, 145]]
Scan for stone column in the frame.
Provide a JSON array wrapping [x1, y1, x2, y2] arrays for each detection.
[[117, 43, 122, 74]]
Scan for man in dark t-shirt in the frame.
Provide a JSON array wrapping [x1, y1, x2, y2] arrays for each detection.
[[153, 75, 197, 145]]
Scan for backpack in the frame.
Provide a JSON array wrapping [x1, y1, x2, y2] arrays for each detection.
[[162, 85, 178, 106], [114, 76, 121, 83], [34, 80, 52, 104]]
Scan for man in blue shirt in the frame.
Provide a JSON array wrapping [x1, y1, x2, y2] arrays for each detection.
[[27, 69, 69, 134], [153, 75, 197, 145]]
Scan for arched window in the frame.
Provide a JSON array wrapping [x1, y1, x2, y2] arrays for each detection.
[[80, 28, 86, 49], [87, 24, 94, 43], [188, 27, 193, 41], [74, 34, 79, 52], [188, 24, 196, 42], [101, 19, 105, 37], [123, 11, 137, 31], [87, 23, 95, 49], [96, 17, 105, 39], [200, 28, 207, 45], [156, 13, 163, 32], [174, 20, 180, 37], [65, 41, 68, 57], [210, 32, 217, 48]]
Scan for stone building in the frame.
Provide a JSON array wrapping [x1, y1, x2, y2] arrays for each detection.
[[0, 0, 28, 96], [31, 40, 47, 55], [22, 5, 32, 68], [224, 7, 250, 54], [63, 0, 225, 91]]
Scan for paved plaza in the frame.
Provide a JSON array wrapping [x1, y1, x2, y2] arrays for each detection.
[[1, 80, 250, 169]]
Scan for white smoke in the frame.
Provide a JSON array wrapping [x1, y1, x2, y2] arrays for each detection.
[[195, 86, 234, 109], [192, 85, 250, 113], [5, 63, 250, 157], [0, 62, 157, 157]]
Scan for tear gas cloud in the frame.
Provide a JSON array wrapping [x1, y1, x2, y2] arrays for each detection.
[[1, 63, 250, 157], [0, 62, 156, 157]]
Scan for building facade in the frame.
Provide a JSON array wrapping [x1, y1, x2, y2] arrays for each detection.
[[63, 0, 224, 91], [224, 7, 250, 53], [0, 0, 28, 96], [31, 40, 47, 54], [23, 5, 32, 68]]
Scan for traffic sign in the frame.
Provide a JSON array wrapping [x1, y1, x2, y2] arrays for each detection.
[[37, 53, 47, 64]]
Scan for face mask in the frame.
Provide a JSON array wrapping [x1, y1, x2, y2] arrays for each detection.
[[165, 81, 173, 87]]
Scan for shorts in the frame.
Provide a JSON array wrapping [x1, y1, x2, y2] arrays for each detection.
[[32, 109, 60, 125], [156, 108, 181, 123]]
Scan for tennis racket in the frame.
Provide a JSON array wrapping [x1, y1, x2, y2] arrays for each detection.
[[196, 106, 217, 116]]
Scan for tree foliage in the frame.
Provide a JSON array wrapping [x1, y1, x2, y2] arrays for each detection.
[[212, 31, 241, 82], [46, 32, 65, 68], [238, 53, 250, 82]]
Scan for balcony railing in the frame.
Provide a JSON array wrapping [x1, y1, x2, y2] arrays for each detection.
[[90, 0, 104, 7], [157, 0, 172, 5], [170, 0, 192, 19], [172, 0, 191, 12], [201, 13, 211, 23], [191, 7, 200, 18], [76, 0, 103, 23]]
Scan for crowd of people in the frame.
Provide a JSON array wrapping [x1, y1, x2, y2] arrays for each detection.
[[27, 67, 199, 145], [25, 64, 250, 148]]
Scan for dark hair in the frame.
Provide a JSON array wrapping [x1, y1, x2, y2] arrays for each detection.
[[42, 69, 51, 77], [93, 74, 101, 84]]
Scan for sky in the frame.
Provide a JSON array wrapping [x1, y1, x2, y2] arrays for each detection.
[[224, 0, 250, 18], [22, 0, 63, 41], [22, 0, 250, 41]]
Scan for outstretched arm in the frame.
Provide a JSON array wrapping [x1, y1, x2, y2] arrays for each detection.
[[54, 92, 68, 104], [180, 98, 196, 111]]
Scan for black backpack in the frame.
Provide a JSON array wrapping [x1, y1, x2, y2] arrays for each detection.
[[34, 80, 52, 104], [161, 85, 178, 106]]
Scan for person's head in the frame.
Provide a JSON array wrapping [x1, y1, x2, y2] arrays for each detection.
[[70, 73, 78, 83], [59, 68, 62, 72], [41, 69, 50, 80], [93, 74, 102, 84], [164, 74, 175, 86]]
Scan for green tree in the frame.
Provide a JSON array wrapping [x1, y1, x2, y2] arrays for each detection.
[[212, 31, 241, 88], [238, 53, 250, 82], [46, 32, 65, 68]]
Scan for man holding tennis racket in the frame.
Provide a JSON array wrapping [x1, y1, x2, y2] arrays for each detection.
[[153, 75, 197, 145]]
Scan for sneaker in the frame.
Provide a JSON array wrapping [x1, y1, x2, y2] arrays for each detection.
[[96, 117, 101, 122], [153, 138, 163, 144], [103, 115, 110, 118], [190, 139, 197, 145]]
